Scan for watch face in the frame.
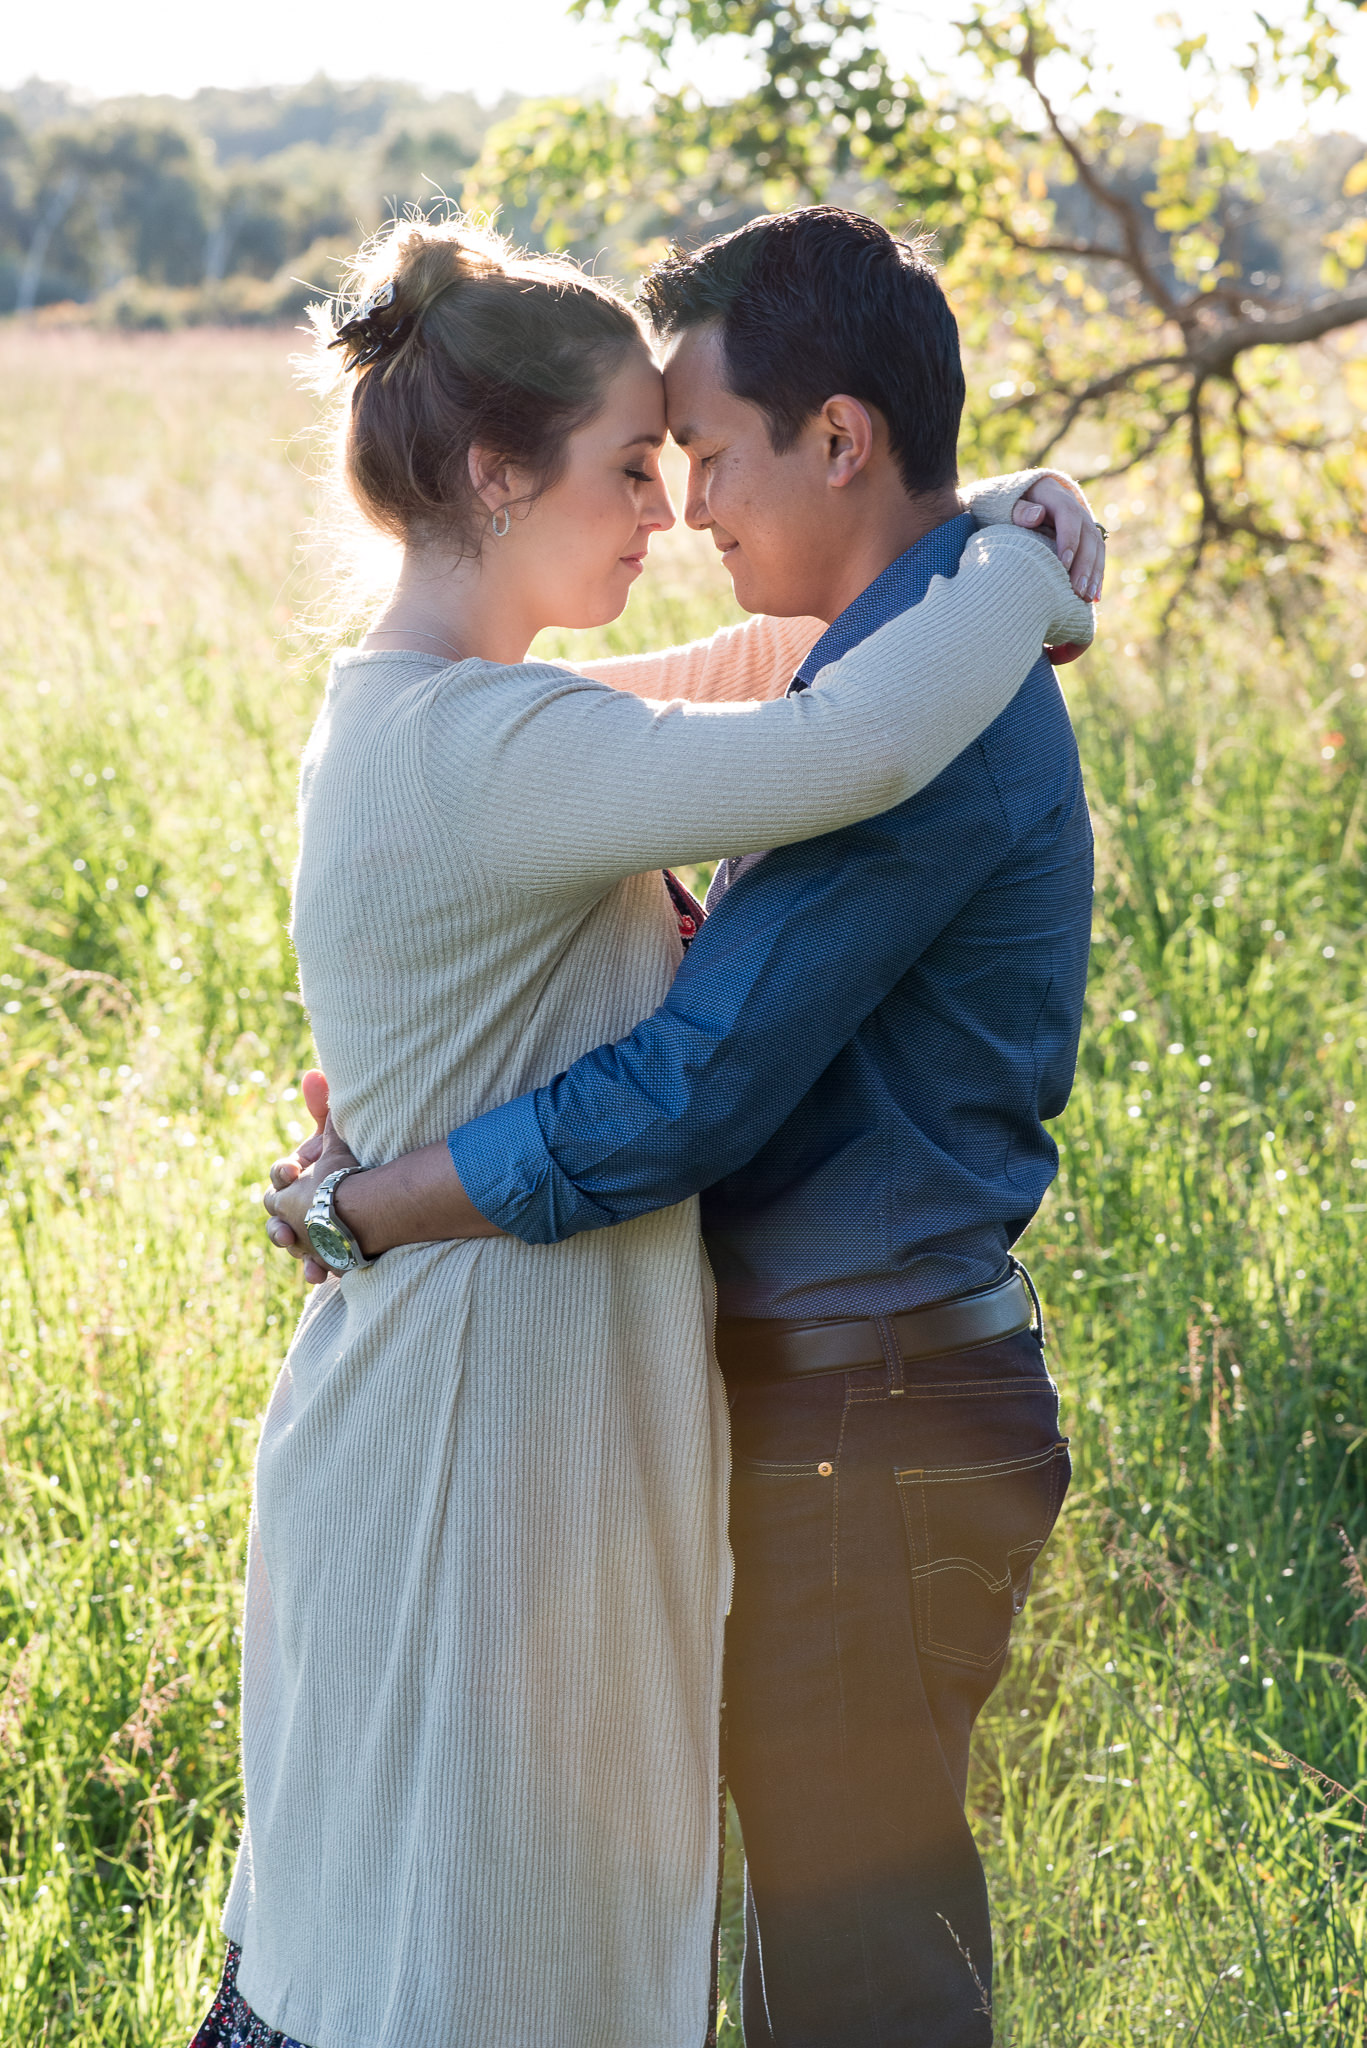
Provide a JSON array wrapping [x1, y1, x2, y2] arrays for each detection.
[[306, 1220, 357, 1273]]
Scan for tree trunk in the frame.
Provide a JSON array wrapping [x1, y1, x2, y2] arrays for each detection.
[[17, 173, 81, 314]]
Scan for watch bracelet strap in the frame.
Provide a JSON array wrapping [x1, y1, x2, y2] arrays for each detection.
[[309, 1166, 371, 1269]]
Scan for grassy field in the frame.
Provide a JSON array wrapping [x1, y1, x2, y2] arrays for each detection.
[[0, 324, 1363, 2045]]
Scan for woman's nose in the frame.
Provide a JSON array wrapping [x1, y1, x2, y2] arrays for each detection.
[[645, 476, 676, 534]]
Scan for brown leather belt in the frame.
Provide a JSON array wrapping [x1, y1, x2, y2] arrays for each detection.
[[715, 1267, 1037, 1384]]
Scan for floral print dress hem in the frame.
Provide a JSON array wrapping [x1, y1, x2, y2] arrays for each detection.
[[189, 1943, 312, 2048]]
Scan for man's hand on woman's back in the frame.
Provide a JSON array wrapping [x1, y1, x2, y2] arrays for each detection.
[[265, 1070, 358, 1284], [262, 1067, 506, 1280]]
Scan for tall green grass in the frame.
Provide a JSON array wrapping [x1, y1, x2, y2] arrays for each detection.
[[984, 653, 1367, 2044], [0, 327, 1362, 2043]]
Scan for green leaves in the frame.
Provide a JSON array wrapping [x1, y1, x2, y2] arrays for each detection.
[[539, 0, 1367, 598], [562, 0, 921, 200]]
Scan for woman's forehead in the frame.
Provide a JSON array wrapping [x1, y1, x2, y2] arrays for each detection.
[[592, 351, 667, 439]]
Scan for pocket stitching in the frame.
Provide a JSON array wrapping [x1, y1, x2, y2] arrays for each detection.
[[732, 1457, 831, 1478], [899, 1376, 1061, 1401], [894, 1439, 1070, 1488], [897, 1440, 1069, 1672]]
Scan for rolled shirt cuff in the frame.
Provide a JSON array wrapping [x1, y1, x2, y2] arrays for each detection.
[[446, 1090, 615, 1245]]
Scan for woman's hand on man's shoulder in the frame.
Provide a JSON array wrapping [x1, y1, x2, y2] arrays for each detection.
[[1012, 475, 1106, 604], [1011, 473, 1105, 665]]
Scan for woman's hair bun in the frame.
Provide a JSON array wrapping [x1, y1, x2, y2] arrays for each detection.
[[306, 212, 647, 555], [319, 221, 504, 377]]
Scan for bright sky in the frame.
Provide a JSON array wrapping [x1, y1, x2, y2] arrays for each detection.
[[4, 0, 1365, 147]]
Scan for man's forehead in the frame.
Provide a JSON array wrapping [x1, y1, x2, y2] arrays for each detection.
[[662, 324, 742, 442]]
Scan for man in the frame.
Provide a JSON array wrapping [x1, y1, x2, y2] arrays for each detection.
[[267, 207, 1102, 2046]]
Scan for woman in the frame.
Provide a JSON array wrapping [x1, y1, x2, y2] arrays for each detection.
[[194, 214, 1095, 2048]]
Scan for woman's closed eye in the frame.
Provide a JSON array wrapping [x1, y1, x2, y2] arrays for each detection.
[[625, 467, 652, 483]]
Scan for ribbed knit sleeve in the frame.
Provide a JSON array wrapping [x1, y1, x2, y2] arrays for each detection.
[[577, 613, 821, 705], [959, 466, 1093, 526], [424, 525, 1094, 896]]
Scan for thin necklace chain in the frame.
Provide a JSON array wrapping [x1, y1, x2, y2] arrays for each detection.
[[364, 621, 465, 661]]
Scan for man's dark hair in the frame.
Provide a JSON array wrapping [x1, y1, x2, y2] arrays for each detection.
[[638, 206, 964, 496]]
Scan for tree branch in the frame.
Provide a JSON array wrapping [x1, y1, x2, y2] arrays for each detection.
[[1190, 292, 1367, 376], [1183, 377, 1295, 548], [1196, 282, 1282, 316], [1079, 412, 1186, 482], [1229, 365, 1253, 482], [1187, 379, 1216, 556], [1017, 35, 1184, 322], [1025, 354, 1188, 463], [1158, 382, 1265, 630], [996, 222, 1130, 266]]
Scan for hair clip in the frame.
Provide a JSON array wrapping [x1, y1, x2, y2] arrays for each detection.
[[330, 280, 413, 370]]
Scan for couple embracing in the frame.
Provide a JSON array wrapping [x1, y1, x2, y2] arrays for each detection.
[[197, 202, 1103, 2048]]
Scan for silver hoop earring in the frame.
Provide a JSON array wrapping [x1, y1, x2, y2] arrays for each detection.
[[491, 507, 511, 538]]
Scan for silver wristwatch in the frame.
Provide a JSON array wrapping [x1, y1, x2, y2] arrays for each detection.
[[303, 1166, 372, 1274]]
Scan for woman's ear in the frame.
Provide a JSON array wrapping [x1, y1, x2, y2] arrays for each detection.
[[467, 444, 518, 520], [822, 395, 876, 490]]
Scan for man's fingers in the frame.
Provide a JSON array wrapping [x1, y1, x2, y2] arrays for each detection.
[[299, 1112, 344, 1169], [297, 1127, 328, 1168], [264, 1183, 305, 1230], [293, 1073, 333, 1167], [301, 1069, 330, 1131], [270, 1158, 300, 1191], [303, 1258, 330, 1286], [266, 1213, 310, 1264]]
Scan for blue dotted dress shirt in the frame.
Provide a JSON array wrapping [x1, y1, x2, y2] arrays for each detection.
[[448, 511, 1094, 1320]]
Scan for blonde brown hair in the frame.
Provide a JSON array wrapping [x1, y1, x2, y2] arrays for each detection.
[[308, 216, 647, 556]]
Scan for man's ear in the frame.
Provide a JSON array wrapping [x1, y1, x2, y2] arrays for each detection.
[[821, 395, 876, 490]]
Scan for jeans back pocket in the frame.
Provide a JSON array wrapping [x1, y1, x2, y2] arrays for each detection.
[[895, 1439, 1071, 1673]]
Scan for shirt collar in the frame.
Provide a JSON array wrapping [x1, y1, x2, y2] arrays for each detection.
[[792, 510, 978, 691]]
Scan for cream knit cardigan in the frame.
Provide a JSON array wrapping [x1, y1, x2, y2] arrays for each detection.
[[225, 500, 1093, 2048]]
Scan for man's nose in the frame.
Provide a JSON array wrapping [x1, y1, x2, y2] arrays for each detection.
[[683, 471, 711, 531]]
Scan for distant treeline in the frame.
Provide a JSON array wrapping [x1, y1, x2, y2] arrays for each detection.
[[1, 72, 1361, 328], [0, 75, 516, 324]]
